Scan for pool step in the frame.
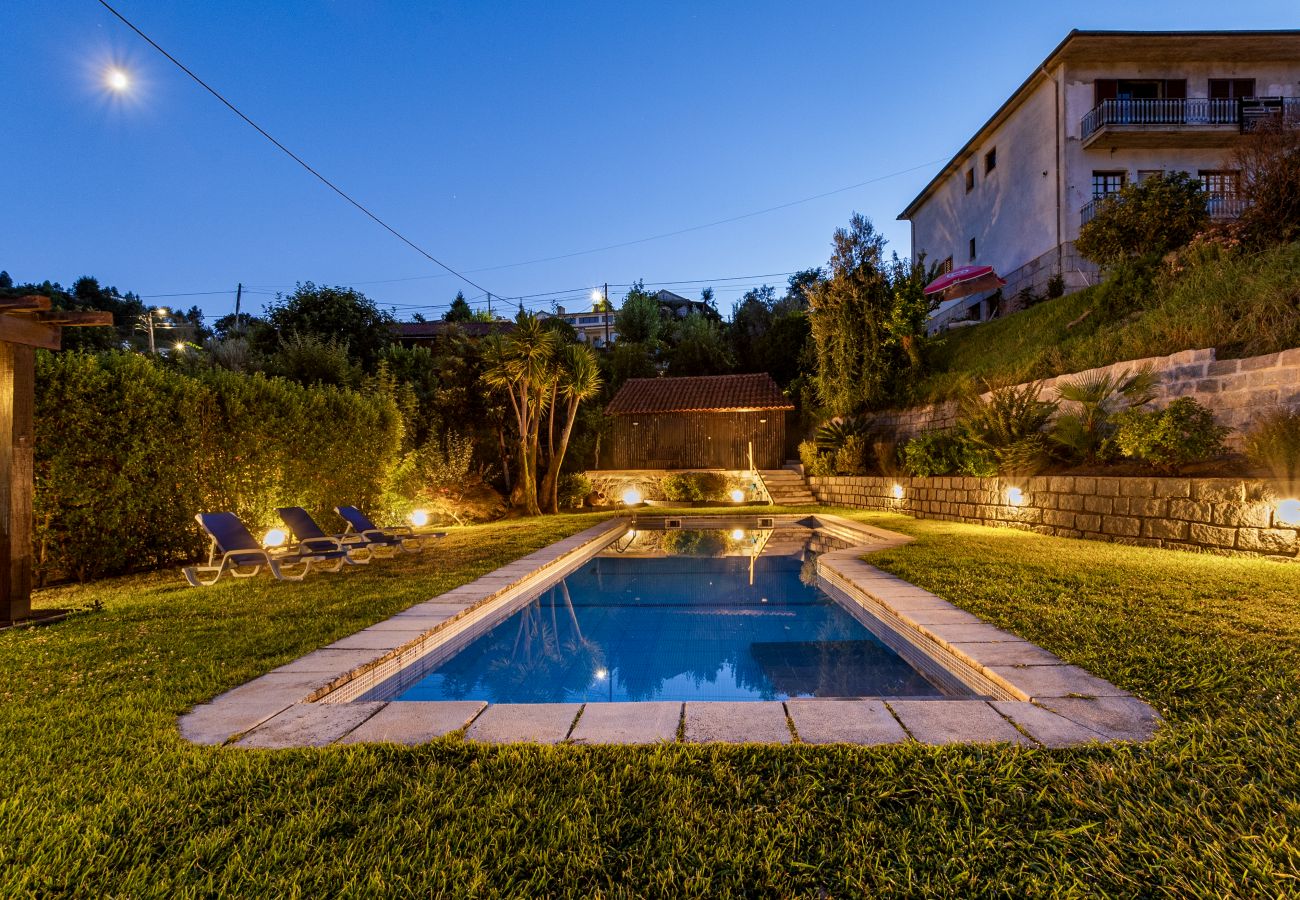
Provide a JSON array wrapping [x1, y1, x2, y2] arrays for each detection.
[[760, 469, 818, 506]]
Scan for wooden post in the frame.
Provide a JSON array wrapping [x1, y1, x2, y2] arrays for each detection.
[[0, 342, 34, 622], [0, 299, 111, 625]]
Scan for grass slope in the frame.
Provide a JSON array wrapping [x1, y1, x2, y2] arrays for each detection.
[[917, 240, 1300, 402], [2, 509, 1299, 896]]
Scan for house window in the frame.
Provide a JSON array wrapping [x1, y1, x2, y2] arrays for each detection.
[[938, 256, 954, 276], [1138, 169, 1164, 182], [965, 168, 975, 192], [969, 238, 976, 261], [1092, 171, 1127, 199], [1199, 170, 1240, 198], [1209, 78, 1256, 100], [984, 147, 997, 174]]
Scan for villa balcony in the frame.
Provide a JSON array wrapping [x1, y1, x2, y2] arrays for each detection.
[[1080, 97, 1300, 149], [1080, 194, 1248, 227]]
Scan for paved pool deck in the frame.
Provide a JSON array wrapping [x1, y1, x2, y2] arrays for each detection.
[[180, 515, 1160, 749]]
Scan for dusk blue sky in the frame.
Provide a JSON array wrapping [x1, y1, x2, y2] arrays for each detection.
[[5, 2, 1297, 321]]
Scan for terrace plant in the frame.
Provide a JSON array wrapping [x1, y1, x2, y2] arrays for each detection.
[[1244, 409, 1300, 495], [960, 382, 1056, 475], [1113, 397, 1230, 474], [1076, 172, 1210, 266], [1050, 366, 1157, 464]]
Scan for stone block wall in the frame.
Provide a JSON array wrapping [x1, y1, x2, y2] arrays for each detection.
[[871, 347, 1300, 446], [808, 475, 1299, 559], [585, 470, 768, 505]]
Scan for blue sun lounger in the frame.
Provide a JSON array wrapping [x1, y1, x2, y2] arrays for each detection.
[[276, 506, 372, 567], [184, 512, 318, 587], [335, 505, 442, 554]]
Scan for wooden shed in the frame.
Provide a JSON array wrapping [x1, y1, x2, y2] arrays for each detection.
[[604, 374, 794, 469]]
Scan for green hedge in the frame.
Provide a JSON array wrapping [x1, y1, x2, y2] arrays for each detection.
[[34, 352, 402, 583]]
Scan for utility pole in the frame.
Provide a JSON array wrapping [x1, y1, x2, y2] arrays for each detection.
[[146, 312, 156, 354], [487, 293, 492, 319], [234, 282, 243, 336], [603, 282, 610, 345]]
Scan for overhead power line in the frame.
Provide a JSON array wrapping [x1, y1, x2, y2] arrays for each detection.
[[94, 0, 500, 300]]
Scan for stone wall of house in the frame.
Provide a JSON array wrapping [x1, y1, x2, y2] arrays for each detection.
[[585, 470, 769, 505], [871, 347, 1300, 446], [808, 474, 1299, 559]]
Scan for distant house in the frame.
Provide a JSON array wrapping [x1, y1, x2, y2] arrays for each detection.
[[542, 307, 617, 348], [654, 290, 713, 320], [604, 373, 793, 470], [391, 319, 513, 349], [899, 29, 1300, 332]]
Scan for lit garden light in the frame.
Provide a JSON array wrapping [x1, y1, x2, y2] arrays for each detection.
[[620, 487, 643, 507], [1277, 498, 1300, 527], [730, 528, 746, 541], [262, 528, 287, 549], [173, 341, 186, 353], [1006, 487, 1026, 506], [409, 509, 429, 527], [729, 488, 745, 503], [891, 483, 904, 500]]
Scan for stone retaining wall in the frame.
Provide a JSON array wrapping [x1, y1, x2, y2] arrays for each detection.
[[585, 470, 768, 505], [872, 347, 1300, 446], [809, 474, 1299, 559]]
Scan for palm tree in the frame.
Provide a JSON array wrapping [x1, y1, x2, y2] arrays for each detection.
[[540, 343, 603, 513], [482, 314, 558, 515]]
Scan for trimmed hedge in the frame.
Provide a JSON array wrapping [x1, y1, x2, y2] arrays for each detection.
[[34, 352, 402, 582]]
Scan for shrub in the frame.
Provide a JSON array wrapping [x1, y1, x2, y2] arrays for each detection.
[[1233, 119, 1300, 249], [383, 431, 478, 525], [556, 473, 594, 509], [799, 439, 833, 477], [34, 351, 403, 583], [1076, 172, 1210, 266], [899, 430, 994, 478], [1050, 366, 1157, 464], [1113, 397, 1230, 474], [1244, 410, 1300, 494], [814, 416, 870, 452], [833, 434, 869, 475], [961, 383, 1056, 475], [872, 438, 902, 476], [660, 472, 728, 502]]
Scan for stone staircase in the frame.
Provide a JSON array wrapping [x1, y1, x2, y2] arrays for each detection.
[[760, 464, 818, 506]]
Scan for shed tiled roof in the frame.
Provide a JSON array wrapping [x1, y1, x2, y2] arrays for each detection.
[[606, 374, 793, 415]]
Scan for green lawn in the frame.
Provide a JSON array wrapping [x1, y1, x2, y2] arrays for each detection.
[[2, 508, 1298, 896]]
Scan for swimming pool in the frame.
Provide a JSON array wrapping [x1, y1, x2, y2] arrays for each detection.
[[372, 527, 950, 704]]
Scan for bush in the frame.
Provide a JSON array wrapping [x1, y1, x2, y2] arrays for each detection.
[[660, 471, 728, 502], [961, 383, 1056, 475], [34, 351, 403, 583], [798, 440, 833, 477], [1113, 398, 1230, 474], [1244, 410, 1300, 494], [1076, 172, 1209, 266], [1050, 367, 1156, 464], [900, 430, 993, 478], [383, 431, 478, 525], [833, 434, 868, 475], [556, 473, 594, 510]]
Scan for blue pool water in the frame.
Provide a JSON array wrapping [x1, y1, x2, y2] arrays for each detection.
[[392, 530, 944, 703]]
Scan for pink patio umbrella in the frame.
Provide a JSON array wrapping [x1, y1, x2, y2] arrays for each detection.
[[923, 265, 1006, 302]]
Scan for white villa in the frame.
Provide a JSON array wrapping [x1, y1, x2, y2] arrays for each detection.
[[899, 29, 1300, 331]]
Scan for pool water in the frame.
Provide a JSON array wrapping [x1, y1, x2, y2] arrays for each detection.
[[391, 529, 945, 703]]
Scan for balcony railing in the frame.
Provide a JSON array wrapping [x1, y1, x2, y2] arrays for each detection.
[[1081, 193, 1247, 227], [1081, 98, 1239, 139]]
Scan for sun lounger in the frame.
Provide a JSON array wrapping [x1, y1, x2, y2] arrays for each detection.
[[334, 505, 443, 554], [276, 506, 372, 567], [184, 512, 318, 586]]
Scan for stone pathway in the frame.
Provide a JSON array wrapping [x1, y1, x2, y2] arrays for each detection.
[[179, 513, 1161, 749]]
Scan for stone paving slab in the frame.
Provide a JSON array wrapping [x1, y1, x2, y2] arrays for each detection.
[[569, 702, 681, 745], [180, 673, 341, 745], [236, 702, 386, 749], [365, 615, 455, 631], [338, 700, 486, 745], [991, 701, 1108, 748], [786, 699, 908, 745], [988, 664, 1131, 700], [888, 700, 1034, 746], [895, 608, 987, 626], [683, 702, 792, 744], [948, 641, 1064, 667], [1041, 696, 1161, 742], [465, 703, 583, 744], [271, 647, 387, 674], [919, 623, 1024, 645], [326, 628, 431, 651]]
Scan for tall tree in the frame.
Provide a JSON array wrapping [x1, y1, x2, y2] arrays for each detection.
[[264, 282, 394, 369], [444, 291, 474, 322], [729, 284, 776, 372], [482, 313, 558, 516], [539, 344, 603, 513], [613, 281, 664, 345], [667, 312, 733, 376]]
